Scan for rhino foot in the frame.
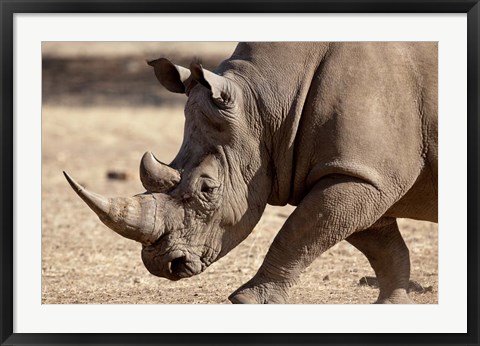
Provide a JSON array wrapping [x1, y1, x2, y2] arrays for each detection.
[[375, 289, 414, 304], [228, 276, 292, 304], [228, 290, 288, 304], [229, 293, 258, 304]]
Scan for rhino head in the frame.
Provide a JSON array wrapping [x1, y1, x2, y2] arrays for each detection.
[[65, 57, 271, 281]]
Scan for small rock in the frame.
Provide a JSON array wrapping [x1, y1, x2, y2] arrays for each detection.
[[323, 275, 330, 281], [106, 170, 128, 180]]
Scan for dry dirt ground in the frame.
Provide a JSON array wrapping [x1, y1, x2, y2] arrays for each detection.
[[42, 42, 438, 304]]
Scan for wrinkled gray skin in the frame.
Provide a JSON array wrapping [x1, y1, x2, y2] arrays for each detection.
[[66, 42, 437, 304]]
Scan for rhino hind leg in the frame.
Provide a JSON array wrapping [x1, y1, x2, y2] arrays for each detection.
[[229, 175, 402, 304], [347, 219, 413, 304]]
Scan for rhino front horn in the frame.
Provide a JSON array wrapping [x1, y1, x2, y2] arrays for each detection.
[[139, 151, 181, 192], [63, 171, 160, 245]]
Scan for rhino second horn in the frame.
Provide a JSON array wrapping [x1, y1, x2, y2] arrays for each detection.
[[139, 152, 181, 192], [63, 171, 159, 245]]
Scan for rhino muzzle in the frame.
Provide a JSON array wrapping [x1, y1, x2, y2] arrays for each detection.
[[64, 171, 164, 245], [141, 247, 204, 281]]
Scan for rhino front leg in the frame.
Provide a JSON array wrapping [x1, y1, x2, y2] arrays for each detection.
[[346, 218, 413, 304], [229, 175, 395, 304]]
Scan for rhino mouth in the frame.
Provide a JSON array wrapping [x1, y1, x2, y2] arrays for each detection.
[[142, 246, 205, 281]]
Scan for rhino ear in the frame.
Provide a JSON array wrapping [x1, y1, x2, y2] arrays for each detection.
[[190, 62, 232, 108], [147, 58, 191, 94]]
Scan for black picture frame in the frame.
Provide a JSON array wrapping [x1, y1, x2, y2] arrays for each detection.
[[1, 1, 479, 345]]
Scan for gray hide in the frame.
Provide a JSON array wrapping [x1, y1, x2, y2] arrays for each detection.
[[66, 42, 437, 304]]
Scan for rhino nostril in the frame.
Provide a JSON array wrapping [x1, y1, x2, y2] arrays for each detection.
[[170, 256, 187, 275]]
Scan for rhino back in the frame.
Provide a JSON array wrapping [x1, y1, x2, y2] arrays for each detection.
[[288, 42, 437, 221]]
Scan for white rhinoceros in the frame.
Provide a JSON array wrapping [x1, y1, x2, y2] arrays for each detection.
[[65, 42, 437, 304]]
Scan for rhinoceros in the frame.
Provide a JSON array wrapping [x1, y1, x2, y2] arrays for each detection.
[[65, 42, 437, 304]]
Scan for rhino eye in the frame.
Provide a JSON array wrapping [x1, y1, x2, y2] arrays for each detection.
[[200, 180, 218, 194], [201, 185, 212, 193]]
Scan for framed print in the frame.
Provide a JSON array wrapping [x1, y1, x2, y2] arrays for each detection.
[[1, 1, 479, 345]]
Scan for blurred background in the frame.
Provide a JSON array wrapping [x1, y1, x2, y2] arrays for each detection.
[[42, 42, 438, 304]]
